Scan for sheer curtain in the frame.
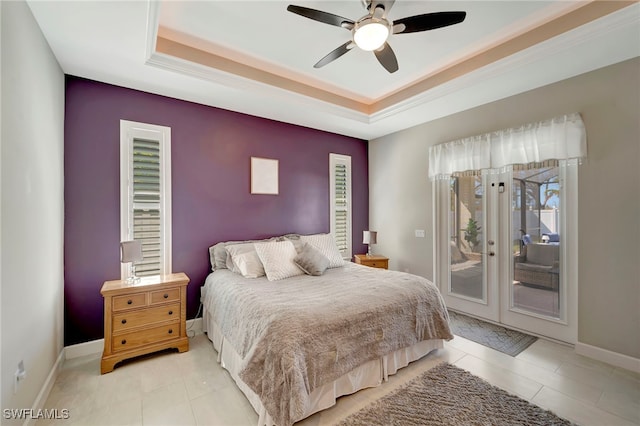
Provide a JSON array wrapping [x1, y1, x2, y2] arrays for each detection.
[[428, 113, 587, 179]]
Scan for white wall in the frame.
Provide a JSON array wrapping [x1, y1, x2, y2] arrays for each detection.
[[369, 58, 640, 359], [1, 0, 65, 418]]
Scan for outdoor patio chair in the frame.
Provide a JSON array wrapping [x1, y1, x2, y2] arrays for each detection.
[[514, 243, 560, 291]]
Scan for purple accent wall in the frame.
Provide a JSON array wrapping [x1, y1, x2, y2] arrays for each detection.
[[64, 76, 368, 346]]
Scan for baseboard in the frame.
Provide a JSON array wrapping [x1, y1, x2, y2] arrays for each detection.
[[65, 338, 104, 359], [186, 317, 203, 336], [24, 349, 65, 426], [575, 341, 640, 373], [64, 317, 203, 359]]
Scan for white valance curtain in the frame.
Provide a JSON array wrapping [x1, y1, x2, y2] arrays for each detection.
[[428, 113, 587, 179]]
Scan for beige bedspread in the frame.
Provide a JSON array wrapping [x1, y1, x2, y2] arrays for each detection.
[[203, 263, 453, 426]]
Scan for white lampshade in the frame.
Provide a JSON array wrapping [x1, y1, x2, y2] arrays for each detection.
[[354, 21, 389, 51], [363, 231, 377, 245], [120, 240, 143, 263]]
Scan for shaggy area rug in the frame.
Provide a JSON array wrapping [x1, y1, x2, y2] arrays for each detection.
[[337, 363, 573, 426], [448, 310, 538, 356]]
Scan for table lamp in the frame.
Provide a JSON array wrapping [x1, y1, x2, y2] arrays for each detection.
[[363, 231, 377, 256]]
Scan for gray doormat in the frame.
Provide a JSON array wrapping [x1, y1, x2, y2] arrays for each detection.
[[337, 363, 573, 426], [448, 310, 538, 356]]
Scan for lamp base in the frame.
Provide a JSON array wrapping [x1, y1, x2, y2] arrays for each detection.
[[124, 264, 141, 285], [367, 245, 373, 256], [125, 276, 141, 285]]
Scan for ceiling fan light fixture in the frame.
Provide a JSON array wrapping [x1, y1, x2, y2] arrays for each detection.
[[286, 3, 467, 73], [353, 19, 389, 51]]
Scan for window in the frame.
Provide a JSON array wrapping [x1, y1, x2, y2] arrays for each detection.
[[329, 153, 352, 260], [120, 120, 172, 279]]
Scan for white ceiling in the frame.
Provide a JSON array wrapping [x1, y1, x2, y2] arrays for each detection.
[[27, 1, 640, 140], [159, 1, 571, 102]]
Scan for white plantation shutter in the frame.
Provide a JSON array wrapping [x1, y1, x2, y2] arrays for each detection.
[[132, 138, 162, 276], [334, 164, 348, 251], [330, 154, 352, 259], [120, 120, 172, 280]]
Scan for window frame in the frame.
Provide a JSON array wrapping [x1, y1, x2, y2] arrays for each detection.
[[120, 120, 172, 279], [329, 153, 352, 260]]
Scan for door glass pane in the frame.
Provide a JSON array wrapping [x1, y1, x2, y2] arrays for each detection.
[[511, 167, 561, 319], [450, 175, 485, 301]]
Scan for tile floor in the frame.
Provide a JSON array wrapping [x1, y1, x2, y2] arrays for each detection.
[[37, 332, 639, 426]]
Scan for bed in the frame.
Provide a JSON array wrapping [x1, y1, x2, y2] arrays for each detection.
[[202, 234, 453, 426]]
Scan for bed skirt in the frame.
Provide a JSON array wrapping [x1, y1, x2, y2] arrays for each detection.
[[203, 308, 444, 426]]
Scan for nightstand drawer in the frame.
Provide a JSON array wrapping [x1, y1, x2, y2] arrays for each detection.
[[113, 293, 147, 311], [367, 261, 388, 269], [150, 288, 180, 304], [112, 303, 181, 332], [112, 323, 179, 352]]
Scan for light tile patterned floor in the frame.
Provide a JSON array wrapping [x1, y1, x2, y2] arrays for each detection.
[[36, 333, 639, 426]]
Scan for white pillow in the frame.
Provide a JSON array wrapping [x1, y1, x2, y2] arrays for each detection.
[[232, 251, 265, 278], [225, 244, 252, 272], [225, 244, 265, 277], [299, 233, 345, 268], [254, 240, 304, 281]]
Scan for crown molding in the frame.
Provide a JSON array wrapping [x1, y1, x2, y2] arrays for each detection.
[[145, 51, 372, 125], [145, 0, 160, 61], [370, 2, 640, 124], [142, 1, 638, 135]]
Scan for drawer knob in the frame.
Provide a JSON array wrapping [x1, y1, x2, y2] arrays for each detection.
[[163, 293, 169, 299], [168, 329, 173, 334], [121, 339, 127, 345], [168, 310, 173, 315], [121, 319, 127, 324], [127, 299, 133, 305]]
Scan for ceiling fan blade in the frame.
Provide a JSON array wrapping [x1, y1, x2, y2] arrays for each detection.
[[287, 5, 354, 29], [393, 11, 466, 34], [374, 42, 398, 73], [314, 41, 355, 68]]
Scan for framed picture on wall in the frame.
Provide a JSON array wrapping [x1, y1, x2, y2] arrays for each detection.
[[250, 157, 279, 195]]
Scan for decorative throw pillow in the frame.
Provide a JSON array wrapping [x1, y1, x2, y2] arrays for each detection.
[[254, 240, 304, 281], [285, 236, 305, 253], [299, 233, 345, 268], [294, 243, 330, 276]]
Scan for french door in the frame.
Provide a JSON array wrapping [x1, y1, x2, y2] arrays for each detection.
[[434, 163, 578, 343]]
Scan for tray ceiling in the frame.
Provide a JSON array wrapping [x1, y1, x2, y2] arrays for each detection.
[[27, 1, 640, 139]]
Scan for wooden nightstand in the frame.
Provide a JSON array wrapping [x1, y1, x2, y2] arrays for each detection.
[[100, 272, 190, 374], [354, 254, 389, 269]]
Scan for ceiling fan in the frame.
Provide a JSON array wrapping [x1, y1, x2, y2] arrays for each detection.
[[287, 0, 466, 73]]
